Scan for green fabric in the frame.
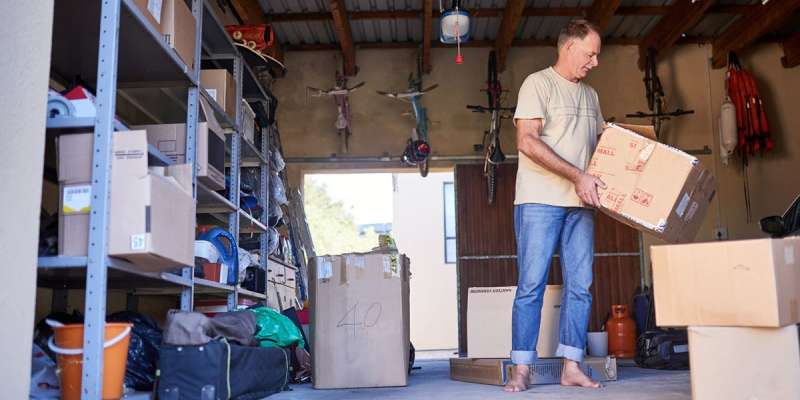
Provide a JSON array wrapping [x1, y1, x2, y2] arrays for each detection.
[[251, 306, 305, 349]]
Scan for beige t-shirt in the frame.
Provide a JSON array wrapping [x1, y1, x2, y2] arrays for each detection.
[[513, 67, 604, 207]]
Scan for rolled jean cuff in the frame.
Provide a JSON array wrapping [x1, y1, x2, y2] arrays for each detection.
[[556, 344, 584, 363], [511, 350, 537, 365]]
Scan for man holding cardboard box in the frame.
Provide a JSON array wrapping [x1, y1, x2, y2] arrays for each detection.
[[504, 19, 605, 393]]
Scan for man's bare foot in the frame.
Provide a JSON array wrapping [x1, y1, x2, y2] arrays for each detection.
[[503, 364, 530, 393], [560, 360, 602, 388]]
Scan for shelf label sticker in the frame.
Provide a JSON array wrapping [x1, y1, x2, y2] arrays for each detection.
[[148, 0, 163, 24], [63, 185, 91, 215], [130, 234, 146, 251], [207, 89, 218, 102]]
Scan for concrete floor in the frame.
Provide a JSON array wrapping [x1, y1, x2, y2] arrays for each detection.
[[270, 359, 691, 400]]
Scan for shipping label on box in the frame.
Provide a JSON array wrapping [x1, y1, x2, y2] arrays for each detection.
[[62, 185, 91, 214]]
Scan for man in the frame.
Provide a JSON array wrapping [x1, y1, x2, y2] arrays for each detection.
[[504, 19, 606, 393]]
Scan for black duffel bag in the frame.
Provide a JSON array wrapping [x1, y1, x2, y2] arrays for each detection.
[[157, 340, 289, 399], [635, 329, 690, 370]]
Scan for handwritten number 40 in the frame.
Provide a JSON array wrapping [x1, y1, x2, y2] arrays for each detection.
[[337, 302, 383, 334]]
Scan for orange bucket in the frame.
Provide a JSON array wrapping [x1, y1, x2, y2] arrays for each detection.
[[48, 322, 132, 400]]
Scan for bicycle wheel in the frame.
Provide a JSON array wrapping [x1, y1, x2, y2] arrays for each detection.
[[419, 158, 429, 177], [487, 51, 498, 107]]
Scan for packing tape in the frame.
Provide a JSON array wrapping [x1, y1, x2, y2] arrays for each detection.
[[383, 254, 400, 279], [318, 258, 333, 281]]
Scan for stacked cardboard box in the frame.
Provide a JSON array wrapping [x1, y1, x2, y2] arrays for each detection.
[[652, 237, 800, 399], [309, 251, 410, 389], [57, 131, 195, 271]]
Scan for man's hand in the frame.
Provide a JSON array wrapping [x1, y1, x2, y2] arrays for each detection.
[[573, 172, 606, 208]]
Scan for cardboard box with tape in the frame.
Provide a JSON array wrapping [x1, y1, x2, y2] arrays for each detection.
[[57, 131, 195, 271], [134, 97, 226, 190], [652, 236, 800, 327], [587, 123, 716, 243], [467, 285, 562, 359], [309, 251, 410, 389], [449, 356, 617, 386]]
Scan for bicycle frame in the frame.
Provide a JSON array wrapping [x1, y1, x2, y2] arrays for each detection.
[[307, 74, 364, 153]]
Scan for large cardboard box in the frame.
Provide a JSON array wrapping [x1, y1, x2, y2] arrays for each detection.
[[652, 237, 800, 327], [467, 285, 562, 358], [133, 0, 164, 32], [587, 123, 716, 243], [310, 252, 410, 389], [161, 0, 195, 69], [56, 132, 195, 270], [133, 121, 226, 190], [201, 69, 236, 119], [449, 357, 617, 386], [688, 326, 800, 400]]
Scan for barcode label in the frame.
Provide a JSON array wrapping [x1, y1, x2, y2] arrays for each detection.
[[63, 185, 91, 214]]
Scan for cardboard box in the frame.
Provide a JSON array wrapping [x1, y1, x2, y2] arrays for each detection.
[[467, 285, 562, 358], [161, 0, 195, 69], [201, 69, 236, 119], [652, 237, 800, 327], [587, 123, 716, 243], [56, 132, 195, 271], [133, 121, 226, 190], [133, 0, 164, 32], [688, 326, 800, 400], [310, 252, 410, 389], [449, 357, 617, 386]]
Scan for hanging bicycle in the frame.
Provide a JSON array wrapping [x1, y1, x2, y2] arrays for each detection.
[[626, 47, 693, 139], [377, 51, 438, 177], [307, 72, 365, 154], [466, 51, 515, 205]]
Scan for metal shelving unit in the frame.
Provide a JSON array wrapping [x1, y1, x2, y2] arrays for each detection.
[[39, 0, 276, 396]]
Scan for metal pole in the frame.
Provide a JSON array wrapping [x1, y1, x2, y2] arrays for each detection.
[[261, 121, 270, 301], [82, 0, 121, 397], [227, 55, 244, 310], [180, 0, 204, 312]]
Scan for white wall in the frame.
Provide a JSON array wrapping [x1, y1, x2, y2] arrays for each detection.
[[393, 171, 458, 350], [0, 1, 53, 397]]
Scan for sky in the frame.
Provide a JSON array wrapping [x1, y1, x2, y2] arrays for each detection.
[[306, 173, 394, 225]]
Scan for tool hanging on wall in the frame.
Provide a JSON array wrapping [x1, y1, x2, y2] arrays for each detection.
[[725, 52, 774, 222], [439, 0, 471, 64]]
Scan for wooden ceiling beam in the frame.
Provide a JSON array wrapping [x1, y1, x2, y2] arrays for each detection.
[[711, 0, 800, 69], [585, 0, 623, 32], [781, 31, 800, 68], [637, 0, 715, 69], [422, 0, 432, 73], [494, 0, 526, 72], [267, 5, 758, 23], [329, 0, 357, 76], [229, 0, 284, 64]]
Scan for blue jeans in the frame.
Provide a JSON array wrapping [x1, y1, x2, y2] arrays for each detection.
[[511, 203, 594, 365]]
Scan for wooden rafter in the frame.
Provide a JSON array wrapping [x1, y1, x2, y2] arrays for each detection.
[[494, 0, 526, 72], [782, 31, 800, 68], [585, 0, 623, 32], [329, 0, 357, 76], [422, 0, 432, 73], [711, 0, 800, 68], [267, 5, 755, 23], [637, 0, 714, 69], [228, 0, 284, 63]]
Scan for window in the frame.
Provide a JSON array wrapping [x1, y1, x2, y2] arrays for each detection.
[[443, 182, 456, 264]]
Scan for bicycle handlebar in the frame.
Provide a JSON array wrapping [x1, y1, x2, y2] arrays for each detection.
[[466, 105, 516, 113]]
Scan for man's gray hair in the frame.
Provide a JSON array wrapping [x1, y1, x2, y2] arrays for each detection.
[[557, 19, 599, 50]]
